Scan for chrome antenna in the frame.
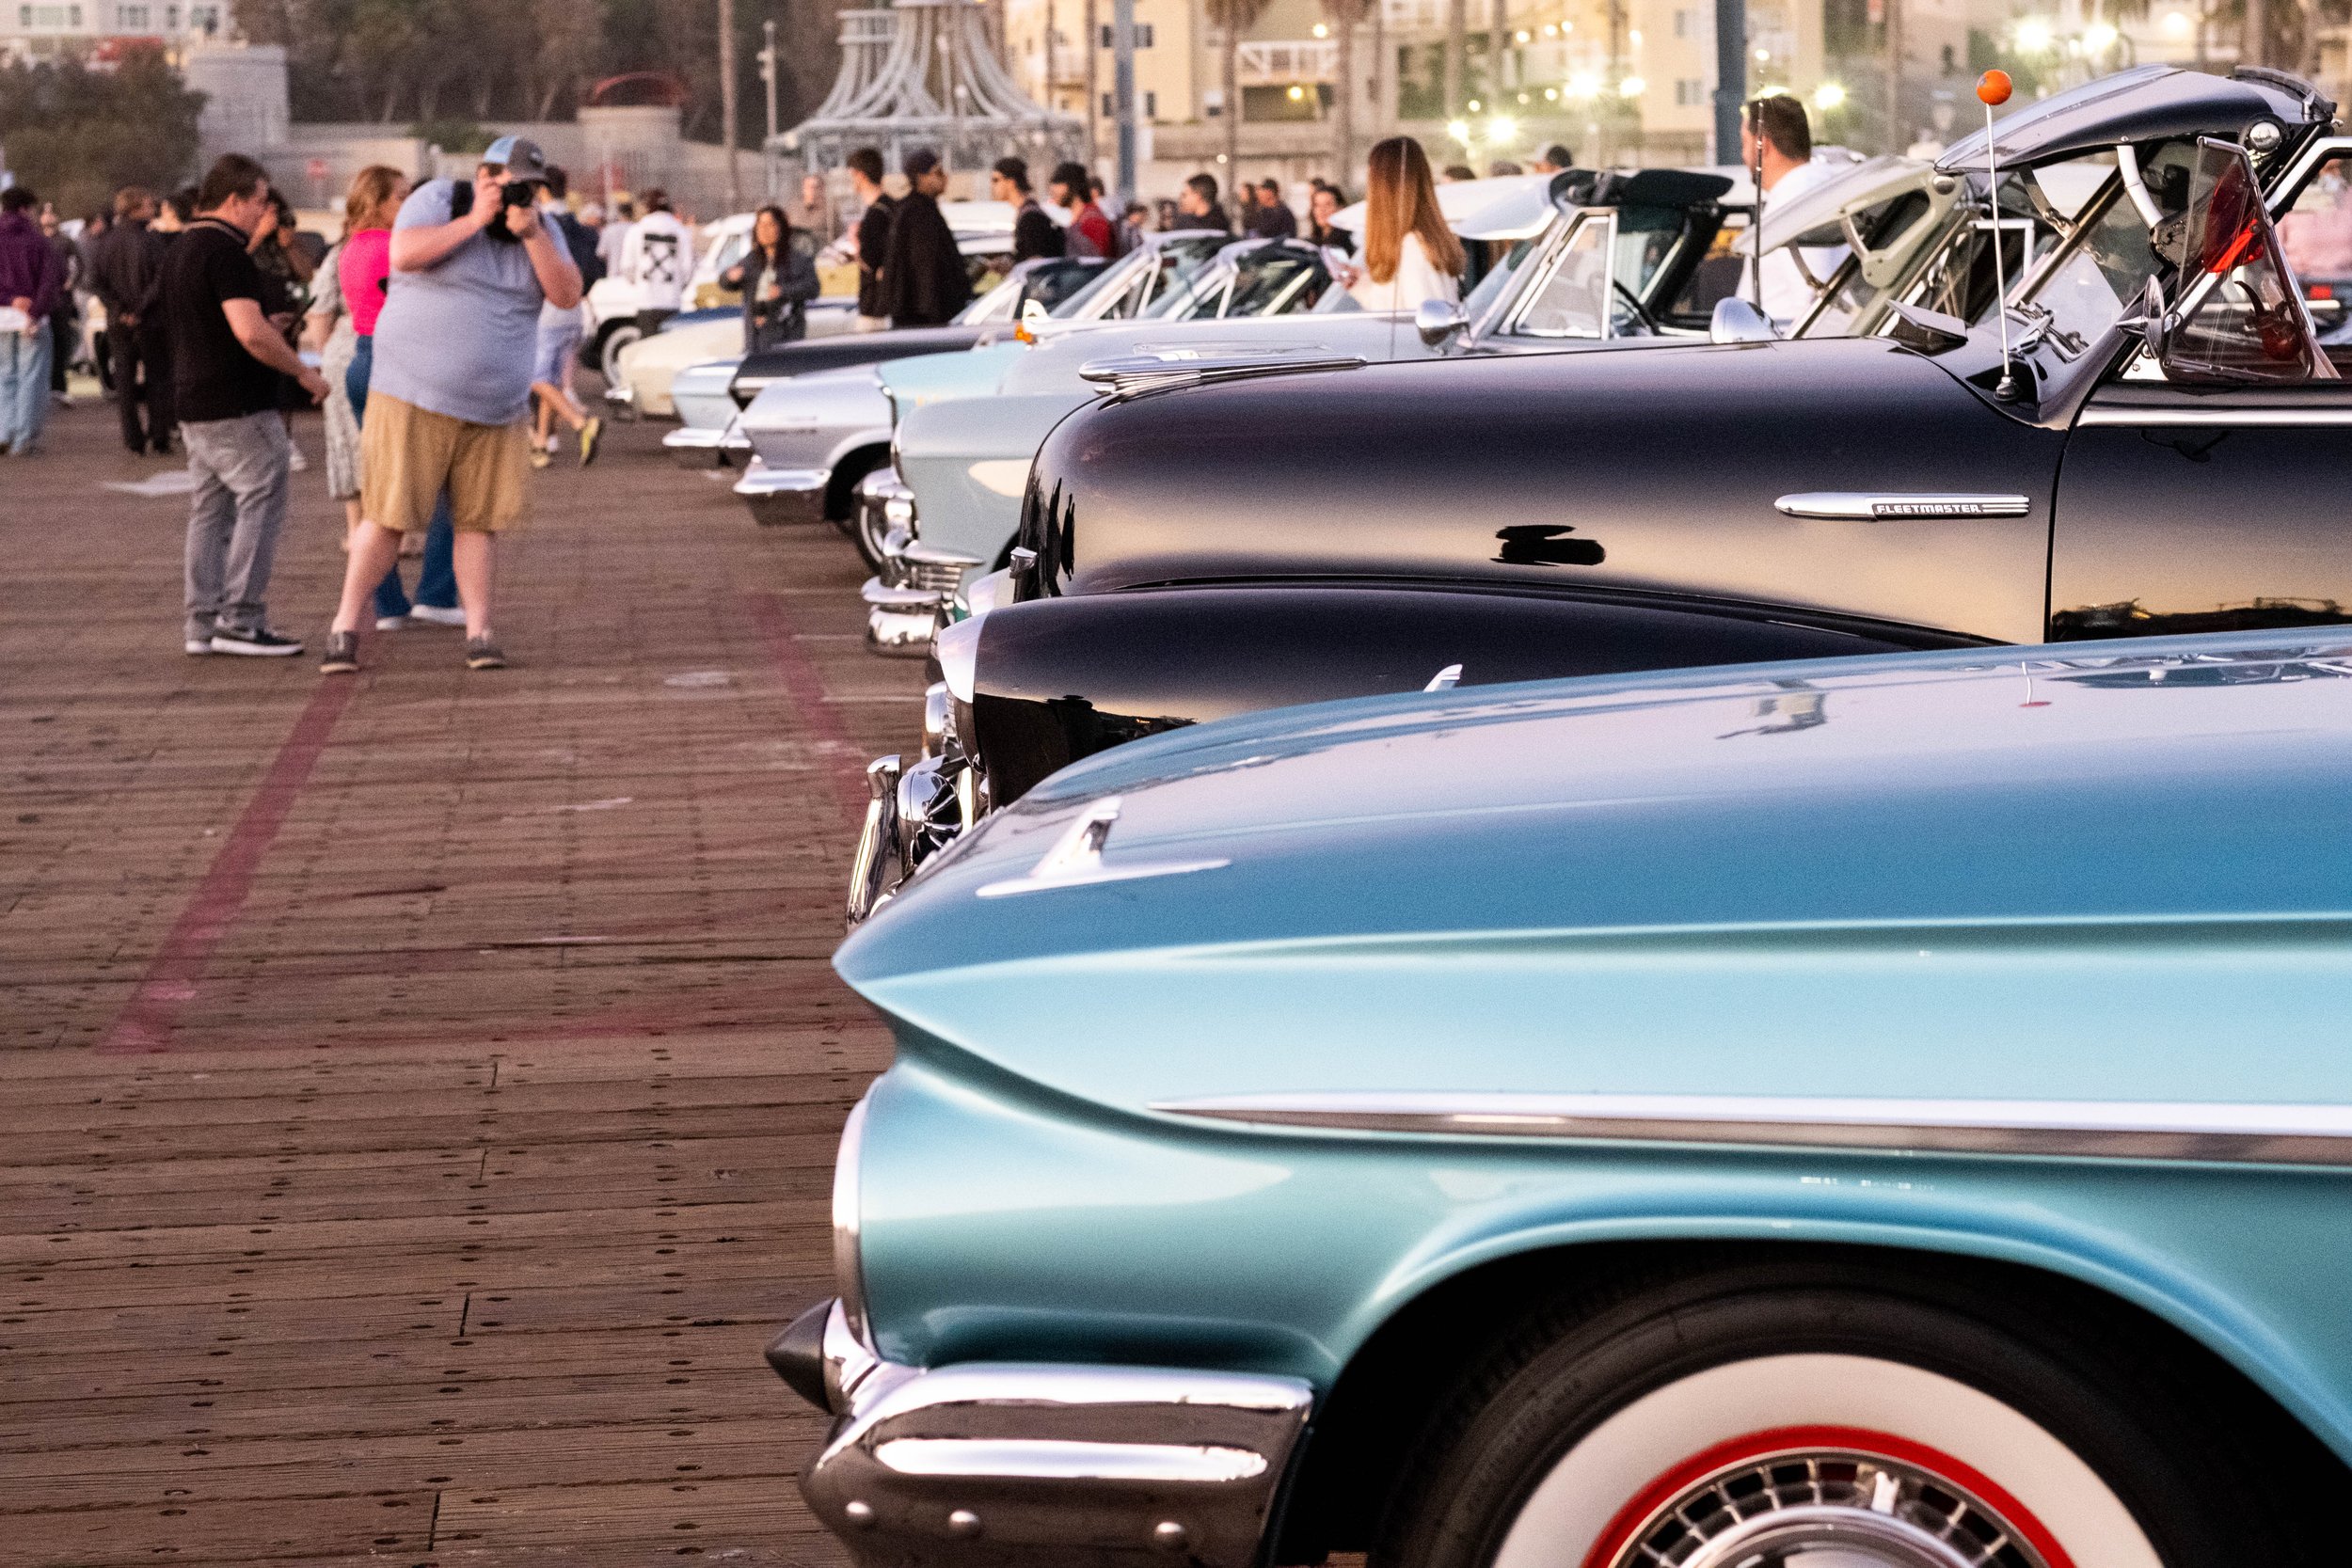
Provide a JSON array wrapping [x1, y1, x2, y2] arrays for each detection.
[[1979, 70, 2018, 399]]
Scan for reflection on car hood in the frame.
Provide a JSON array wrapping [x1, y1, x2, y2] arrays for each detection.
[[847, 626, 2352, 978]]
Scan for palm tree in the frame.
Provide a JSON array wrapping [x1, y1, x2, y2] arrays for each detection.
[[1322, 0, 1372, 185], [1206, 0, 1272, 181]]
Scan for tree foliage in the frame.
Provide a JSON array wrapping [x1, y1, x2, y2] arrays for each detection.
[[233, 0, 840, 146], [0, 52, 206, 219]]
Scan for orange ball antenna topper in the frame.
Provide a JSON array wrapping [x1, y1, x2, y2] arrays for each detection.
[[1977, 70, 2013, 106]]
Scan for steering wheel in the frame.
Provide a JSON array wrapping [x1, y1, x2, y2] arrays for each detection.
[[1613, 279, 1661, 334]]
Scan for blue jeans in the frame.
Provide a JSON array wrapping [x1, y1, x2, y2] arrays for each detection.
[[348, 335, 458, 617], [0, 328, 52, 452]]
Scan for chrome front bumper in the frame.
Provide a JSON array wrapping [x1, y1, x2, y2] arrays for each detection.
[[860, 493, 984, 658], [662, 419, 752, 469], [771, 1299, 1313, 1568], [734, 459, 831, 527], [847, 676, 985, 924]]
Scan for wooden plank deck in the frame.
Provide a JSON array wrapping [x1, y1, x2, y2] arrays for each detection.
[[2, 392, 923, 1565]]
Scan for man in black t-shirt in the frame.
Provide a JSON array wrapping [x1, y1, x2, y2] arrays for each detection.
[[846, 148, 896, 331], [161, 153, 329, 658], [879, 149, 972, 328]]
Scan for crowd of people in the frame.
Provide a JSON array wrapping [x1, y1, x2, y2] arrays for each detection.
[[0, 125, 1581, 675]]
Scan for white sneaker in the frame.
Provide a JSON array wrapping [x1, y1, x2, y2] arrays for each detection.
[[287, 445, 310, 472], [184, 637, 215, 655], [376, 614, 409, 631], [408, 604, 468, 626]]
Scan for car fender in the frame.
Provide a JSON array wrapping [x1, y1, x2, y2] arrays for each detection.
[[961, 584, 1979, 802], [897, 391, 1094, 568]]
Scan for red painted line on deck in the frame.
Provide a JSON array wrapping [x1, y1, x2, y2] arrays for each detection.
[[743, 590, 877, 835], [98, 677, 358, 1053]]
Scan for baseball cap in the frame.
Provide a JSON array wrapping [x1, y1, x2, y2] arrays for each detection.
[[482, 135, 551, 184]]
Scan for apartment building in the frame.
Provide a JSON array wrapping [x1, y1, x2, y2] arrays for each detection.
[[2, 0, 228, 63]]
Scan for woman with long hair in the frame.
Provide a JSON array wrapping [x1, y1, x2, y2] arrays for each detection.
[[720, 203, 820, 353], [337, 164, 460, 630], [1343, 136, 1465, 314]]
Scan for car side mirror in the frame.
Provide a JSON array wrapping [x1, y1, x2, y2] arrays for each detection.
[[2119, 276, 2173, 359], [1709, 296, 1778, 344], [1417, 297, 1470, 347]]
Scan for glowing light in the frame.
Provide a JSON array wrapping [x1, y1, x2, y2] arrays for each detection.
[[2160, 7, 2191, 33], [1286, 83, 1306, 100], [1216, 152, 1229, 164], [1628, 27, 1642, 44], [1447, 118, 1473, 142], [1565, 71, 1600, 99], [1755, 46, 1771, 60], [1488, 114, 1518, 142], [1517, 91, 1530, 103], [1515, 26, 1531, 41], [1618, 74, 1645, 97], [1311, 20, 1327, 36], [1811, 80, 1846, 110], [1544, 86, 1559, 99], [1468, 97, 1482, 109], [1542, 21, 1558, 34], [2014, 16, 2053, 50], [2083, 20, 2119, 49]]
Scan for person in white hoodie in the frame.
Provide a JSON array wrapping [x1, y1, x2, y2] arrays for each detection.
[[1341, 136, 1466, 316], [617, 187, 689, 340]]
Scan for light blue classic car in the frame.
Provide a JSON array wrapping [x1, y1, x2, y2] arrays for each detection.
[[771, 626, 2352, 1568]]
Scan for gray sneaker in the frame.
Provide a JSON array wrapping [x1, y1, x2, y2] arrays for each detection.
[[465, 636, 507, 671]]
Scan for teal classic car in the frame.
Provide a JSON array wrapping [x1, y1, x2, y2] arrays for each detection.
[[771, 626, 2352, 1568]]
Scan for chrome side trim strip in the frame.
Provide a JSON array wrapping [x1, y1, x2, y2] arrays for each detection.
[[1150, 1091, 2352, 1165], [2077, 404, 2352, 428], [1775, 492, 2033, 520]]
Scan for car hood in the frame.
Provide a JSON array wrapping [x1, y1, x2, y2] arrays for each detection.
[[739, 363, 887, 434], [1001, 311, 1429, 396], [879, 342, 1028, 411], [838, 629, 2352, 1113]]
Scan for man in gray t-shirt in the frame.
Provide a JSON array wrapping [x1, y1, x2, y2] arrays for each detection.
[[319, 135, 582, 677]]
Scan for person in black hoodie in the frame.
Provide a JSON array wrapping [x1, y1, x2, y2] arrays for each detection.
[[847, 148, 895, 330], [91, 186, 180, 451], [880, 149, 972, 327], [992, 156, 1063, 262]]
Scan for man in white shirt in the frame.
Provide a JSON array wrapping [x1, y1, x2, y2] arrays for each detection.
[[618, 188, 689, 339], [1742, 95, 1848, 327]]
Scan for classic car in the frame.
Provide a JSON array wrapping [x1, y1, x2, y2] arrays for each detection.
[[729, 232, 1342, 559], [863, 153, 1944, 657], [850, 66, 2352, 912], [774, 624, 2352, 1568], [660, 254, 1108, 466], [611, 302, 850, 420]]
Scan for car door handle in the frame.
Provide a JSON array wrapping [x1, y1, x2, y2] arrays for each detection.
[[1775, 492, 2033, 520]]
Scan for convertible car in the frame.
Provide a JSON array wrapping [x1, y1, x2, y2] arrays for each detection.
[[862, 150, 1961, 656], [775, 626, 2352, 1568], [730, 231, 1351, 559], [849, 66, 2352, 915]]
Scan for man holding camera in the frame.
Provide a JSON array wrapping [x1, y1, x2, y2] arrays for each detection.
[[320, 135, 581, 675]]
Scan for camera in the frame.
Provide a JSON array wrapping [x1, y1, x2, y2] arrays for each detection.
[[500, 182, 536, 210]]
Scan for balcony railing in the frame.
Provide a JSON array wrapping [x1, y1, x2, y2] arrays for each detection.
[[1236, 39, 1339, 83]]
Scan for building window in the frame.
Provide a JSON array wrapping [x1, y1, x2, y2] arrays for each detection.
[[1138, 23, 1153, 46], [1672, 8, 1685, 36], [1099, 22, 1154, 47], [1144, 88, 1157, 116], [119, 2, 150, 25], [1940, 42, 1955, 72], [1102, 91, 1113, 115]]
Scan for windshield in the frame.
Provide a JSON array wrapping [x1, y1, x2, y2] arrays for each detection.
[[2015, 150, 2167, 360], [1464, 233, 1535, 324], [958, 271, 1025, 325], [1503, 217, 1612, 338]]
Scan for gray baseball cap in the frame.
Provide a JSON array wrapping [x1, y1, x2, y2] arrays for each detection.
[[483, 135, 550, 184]]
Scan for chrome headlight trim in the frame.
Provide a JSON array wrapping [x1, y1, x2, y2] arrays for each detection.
[[935, 615, 982, 705], [834, 1092, 874, 1344]]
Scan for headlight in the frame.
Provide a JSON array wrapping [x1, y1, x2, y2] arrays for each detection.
[[833, 1092, 872, 1343]]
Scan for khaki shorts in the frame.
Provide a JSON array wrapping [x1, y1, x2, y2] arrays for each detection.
[[359, 392, 529, 535]]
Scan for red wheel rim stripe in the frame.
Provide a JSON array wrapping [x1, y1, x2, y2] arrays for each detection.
[[1577, 1422, 2079, 1568]]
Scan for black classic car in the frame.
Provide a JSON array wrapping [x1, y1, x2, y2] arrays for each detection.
[[842, 65, 2352, 918]]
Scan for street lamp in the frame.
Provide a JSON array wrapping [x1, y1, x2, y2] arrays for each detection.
[[1618, 74, 1645, 97], [1811, 80, 1846, 111], [1488, 113, 1518, 143], [2013, 16, 2054, 51], [1447, 117, 1472, 142]]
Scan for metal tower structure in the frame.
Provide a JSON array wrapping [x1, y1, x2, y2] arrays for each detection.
[[775, 0, 1087, 177]]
